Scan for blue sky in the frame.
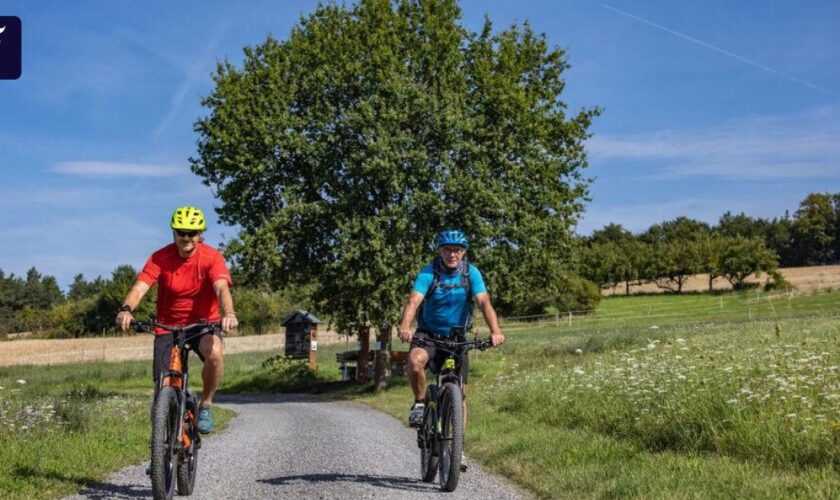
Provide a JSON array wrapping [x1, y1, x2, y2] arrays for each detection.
[[1, 1, 838, 291]]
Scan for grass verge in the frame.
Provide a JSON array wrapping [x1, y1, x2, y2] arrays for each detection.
[[0, 359, 234, 499]]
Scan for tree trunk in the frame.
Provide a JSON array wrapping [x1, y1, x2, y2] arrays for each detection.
[[358, 326, 370, 384], [373, 320, 392, 392]]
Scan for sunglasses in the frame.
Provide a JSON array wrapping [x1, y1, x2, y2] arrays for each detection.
[[175, 230, 200, 238]]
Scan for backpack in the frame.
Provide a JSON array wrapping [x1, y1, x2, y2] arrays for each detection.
[[419, 256, 474, 336]]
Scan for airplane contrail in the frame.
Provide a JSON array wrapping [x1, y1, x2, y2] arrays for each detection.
[[599, 3, 823, 92]]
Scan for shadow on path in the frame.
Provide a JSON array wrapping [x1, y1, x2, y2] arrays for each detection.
[[258, 472, 437, 493], [72, 481, 151, 499]]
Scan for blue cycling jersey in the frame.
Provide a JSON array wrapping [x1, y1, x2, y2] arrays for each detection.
[[411, 262, 487, 336]]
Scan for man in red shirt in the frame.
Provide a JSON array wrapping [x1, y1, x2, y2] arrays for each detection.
[[116, 206, 237, 433]]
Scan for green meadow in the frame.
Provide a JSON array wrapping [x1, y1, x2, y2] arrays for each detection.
[[352, 290, 840, 499], [2, 289, 839, 498]]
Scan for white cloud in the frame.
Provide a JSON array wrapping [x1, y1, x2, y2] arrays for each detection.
[[0, 187, 108, 209], [588, 109, 840, 180], [53, 161, 187, 177]]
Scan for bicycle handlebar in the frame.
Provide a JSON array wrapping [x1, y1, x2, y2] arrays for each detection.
[[130, 318, 221, 340], [411, 336, 494, 352]]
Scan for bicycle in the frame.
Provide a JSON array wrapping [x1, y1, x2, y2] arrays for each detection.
[[411, 334, 493, 492], [132, 318, 220, 500]]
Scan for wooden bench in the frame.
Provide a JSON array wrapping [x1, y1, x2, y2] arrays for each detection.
[[337, 350, 409, 380]]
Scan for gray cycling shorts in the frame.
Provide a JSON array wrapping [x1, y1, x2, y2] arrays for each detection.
[[410, 331, 469, 384]]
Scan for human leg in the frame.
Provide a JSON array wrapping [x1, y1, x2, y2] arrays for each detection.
[[407, 340, 432, 426], [195, 332, 223, 434], [408, 346, 430, 400], [197, 332, 224, 406]]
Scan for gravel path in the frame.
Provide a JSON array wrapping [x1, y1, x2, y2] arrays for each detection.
[[68, 393, 528, 499]]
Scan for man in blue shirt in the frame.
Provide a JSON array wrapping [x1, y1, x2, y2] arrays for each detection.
[[398, 229, 505, 431]]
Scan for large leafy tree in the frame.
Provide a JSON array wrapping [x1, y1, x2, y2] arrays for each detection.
[[789, 193, 836, 265], [720, 236, 777, 288], [191, 0, 597, 345]]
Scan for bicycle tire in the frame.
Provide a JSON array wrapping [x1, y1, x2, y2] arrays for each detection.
[[438, 382, 464, 492], [420, 385, 439, 482], [176, 396, 198, 496], [151, 386, 179, 500]]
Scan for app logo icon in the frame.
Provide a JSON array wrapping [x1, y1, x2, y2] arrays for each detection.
[[0, 16, 22, 80]]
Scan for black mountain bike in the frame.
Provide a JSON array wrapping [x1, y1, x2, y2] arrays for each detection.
[[412, 335, 493, 492], [132, 318, 219, 500]]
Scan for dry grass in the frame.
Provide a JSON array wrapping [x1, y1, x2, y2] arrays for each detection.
[[0, 327, 345, 367], [603, 265, 840, 296]]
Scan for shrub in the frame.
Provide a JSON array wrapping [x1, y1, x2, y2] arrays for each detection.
[[764, 269, 794, 291]]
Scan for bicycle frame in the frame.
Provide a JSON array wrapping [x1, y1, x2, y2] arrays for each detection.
[[133, 318, 219, 499]]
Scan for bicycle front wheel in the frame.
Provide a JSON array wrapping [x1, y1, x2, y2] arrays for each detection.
[[438, 382, 464, 492], [176, 393, 198, 496], [151, 386, 179, 500]]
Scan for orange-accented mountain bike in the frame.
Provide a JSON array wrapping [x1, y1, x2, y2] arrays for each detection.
[[132, 318, 219, 500]]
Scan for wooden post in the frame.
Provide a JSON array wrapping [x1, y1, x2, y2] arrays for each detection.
[[373, 321, 392, 392], [308, 324, 318, 371], [568, 311, 572, 327], [358, 326, 370, 384]]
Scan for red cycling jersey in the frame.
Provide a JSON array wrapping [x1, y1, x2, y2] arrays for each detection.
[[137, 242, 232, 333]]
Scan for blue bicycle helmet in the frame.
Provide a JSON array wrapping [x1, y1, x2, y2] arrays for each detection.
[[436, 229, 469, 248]]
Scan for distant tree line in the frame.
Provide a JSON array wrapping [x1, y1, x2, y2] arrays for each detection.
[[3, 191, 838, 335], [578, 192, 840, 294], [0, 265, 307, 337]]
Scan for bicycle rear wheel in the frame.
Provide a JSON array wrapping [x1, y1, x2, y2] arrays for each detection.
[[151, 386, 179, 500], [438, 382, 464, 492], [420, 385, 439, 482]]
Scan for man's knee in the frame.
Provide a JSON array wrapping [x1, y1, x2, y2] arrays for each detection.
[[407, 349, 428, 373], [201, 335, 224, 362]]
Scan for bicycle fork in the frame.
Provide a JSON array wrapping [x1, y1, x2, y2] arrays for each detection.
[[163, 347, 195, 453]]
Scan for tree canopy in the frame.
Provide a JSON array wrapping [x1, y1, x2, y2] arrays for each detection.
[[191, 0, 598, 332]]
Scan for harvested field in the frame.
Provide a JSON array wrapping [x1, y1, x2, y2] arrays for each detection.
[[602, 264, 840, 296], [0, 327, 346, 367]]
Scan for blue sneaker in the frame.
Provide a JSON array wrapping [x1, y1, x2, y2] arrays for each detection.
[[197, 405, 213, 434]]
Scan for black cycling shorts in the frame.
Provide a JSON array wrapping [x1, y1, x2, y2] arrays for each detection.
[[410, 331, 469, 384], [152, 330, 222, 384]]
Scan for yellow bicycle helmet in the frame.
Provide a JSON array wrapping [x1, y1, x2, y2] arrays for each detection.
[[170, 206, 206, 231]]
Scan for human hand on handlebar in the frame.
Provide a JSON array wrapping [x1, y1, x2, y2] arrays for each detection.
[[490, 331, 505, 347], [398, 325, 414, 343], [116, 311, 133, 332], [221, 312, 238, 333]]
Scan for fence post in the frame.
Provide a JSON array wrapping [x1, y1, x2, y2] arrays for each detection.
[[555, 311, 559, 326], [308, 324, 318, 371], [568, 311, 572, 327]]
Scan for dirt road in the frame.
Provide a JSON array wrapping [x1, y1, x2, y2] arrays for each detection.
[[0, 329, 344, 367]]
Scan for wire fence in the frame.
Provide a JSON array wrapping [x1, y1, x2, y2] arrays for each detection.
[[471, 289, 840, 335]]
